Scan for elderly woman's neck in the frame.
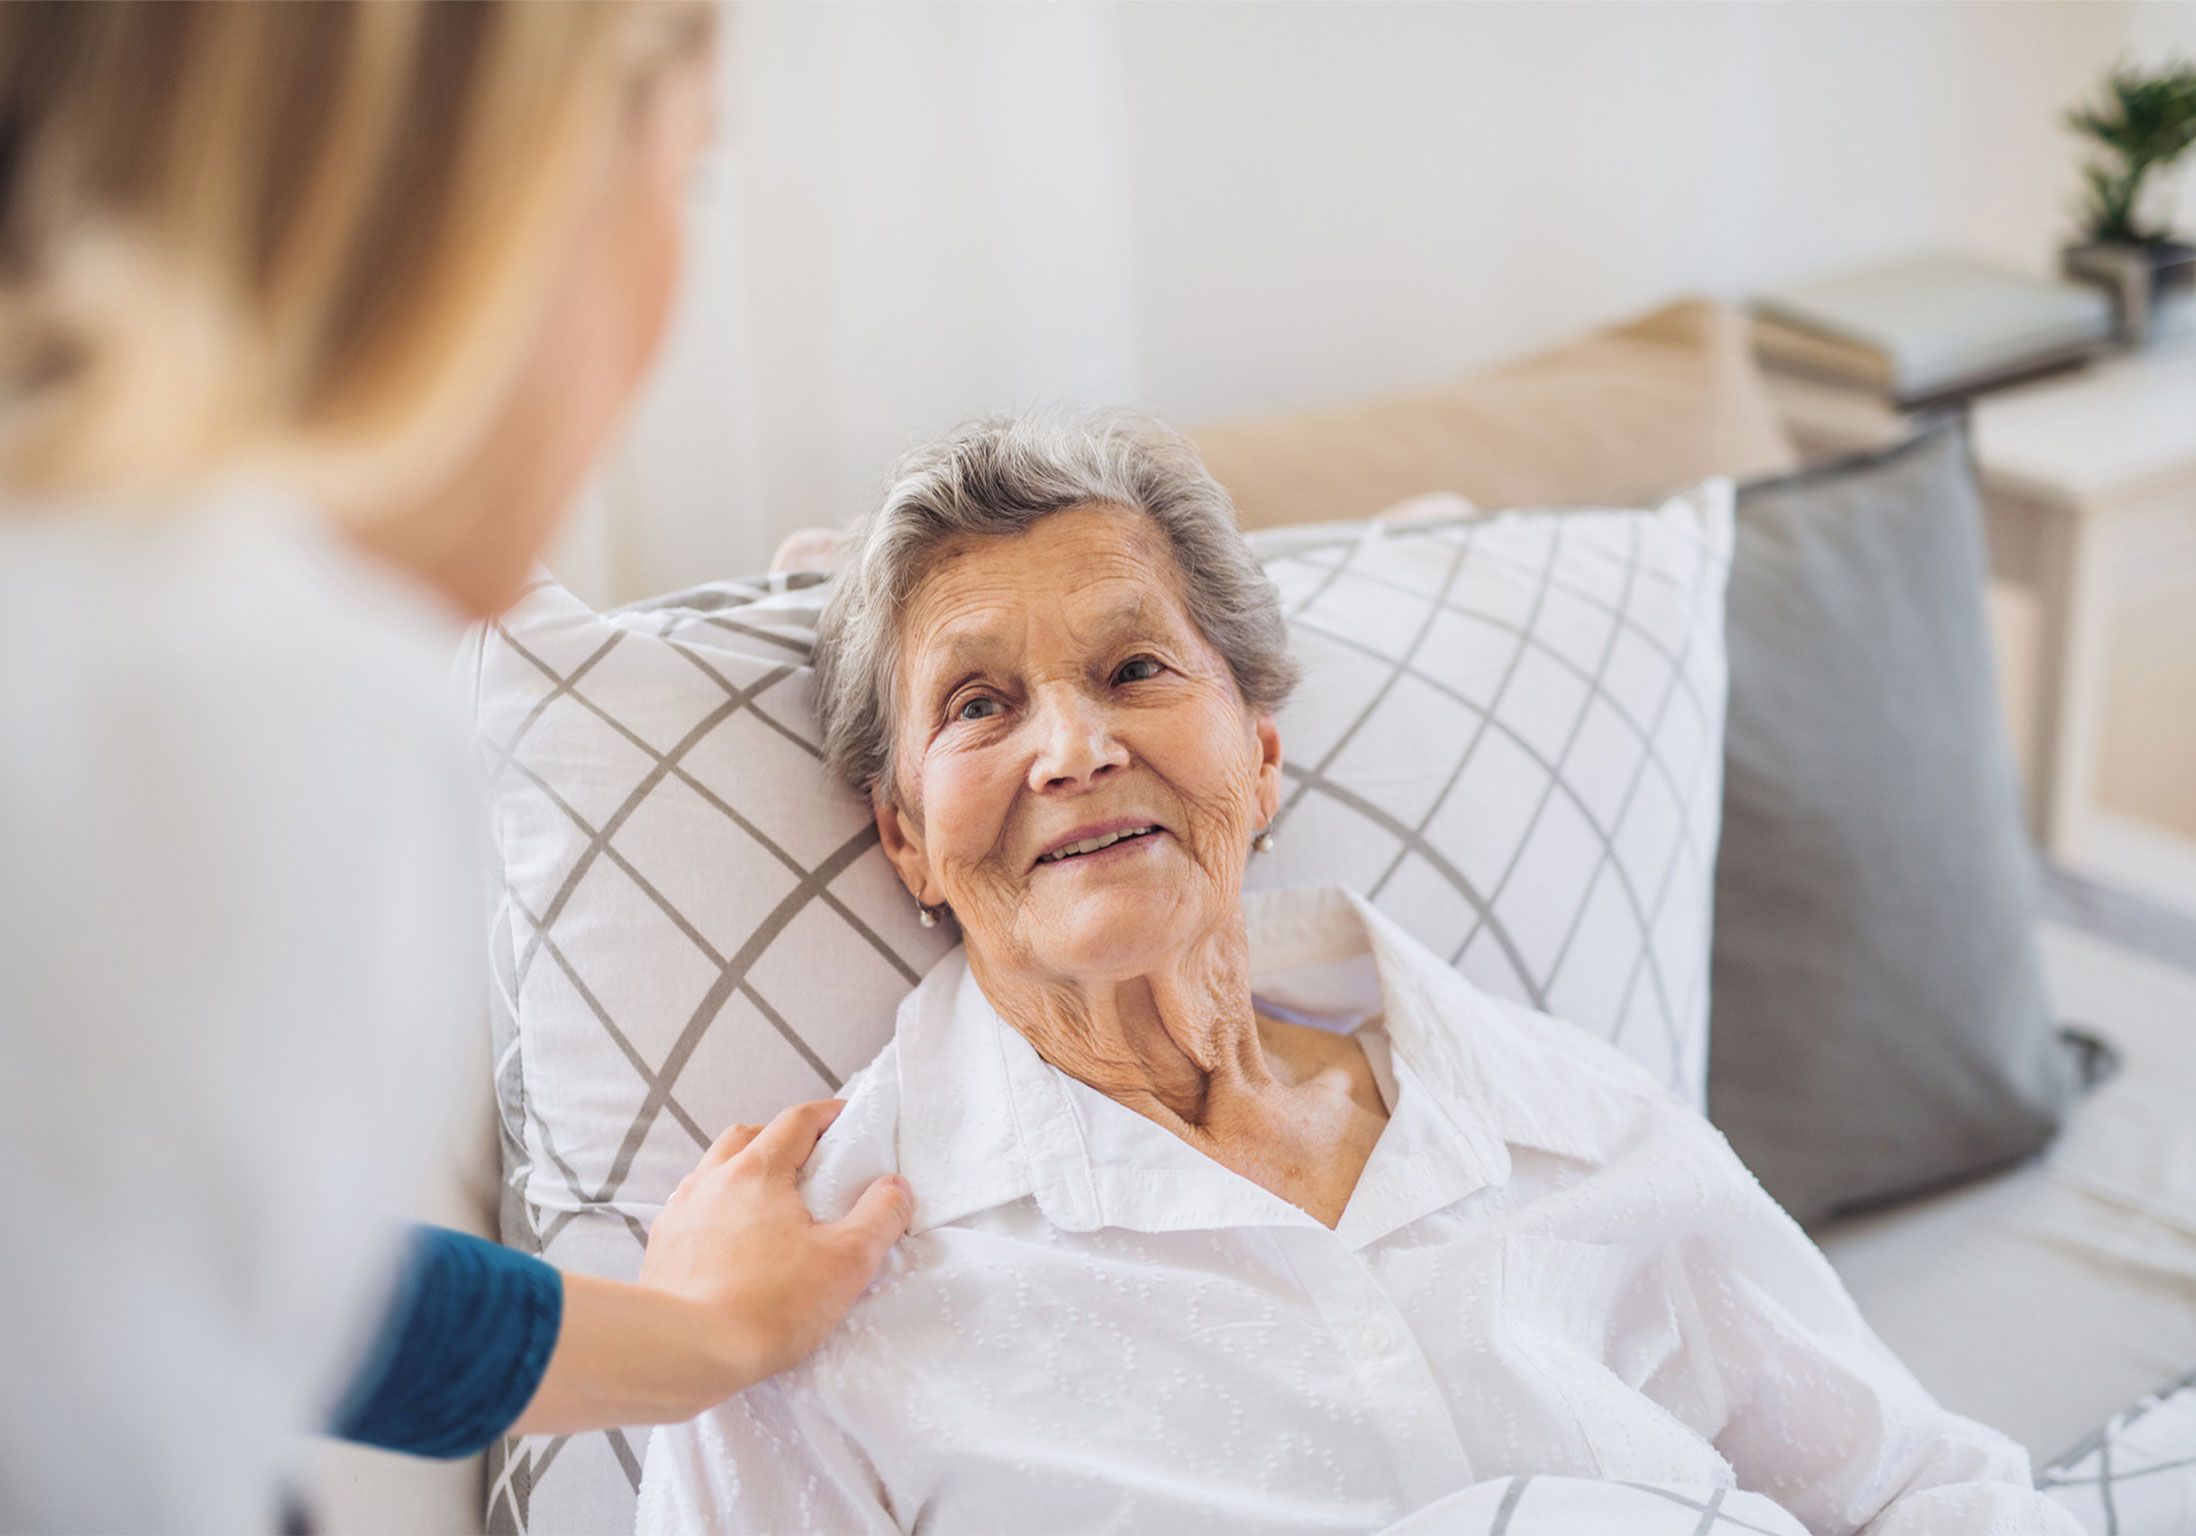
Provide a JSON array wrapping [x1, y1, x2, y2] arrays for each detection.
[[968, 927, 1272, 1126]]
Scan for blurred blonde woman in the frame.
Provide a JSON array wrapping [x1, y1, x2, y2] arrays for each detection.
[[0, 4, 910, 1530]]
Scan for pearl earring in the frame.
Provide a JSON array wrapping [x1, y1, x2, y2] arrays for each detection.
[[1253, 826, 1276, 854], [916, 901, 939, 929]]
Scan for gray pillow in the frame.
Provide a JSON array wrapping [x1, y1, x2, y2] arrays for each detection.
[[1707, 420, 2098, 1227]]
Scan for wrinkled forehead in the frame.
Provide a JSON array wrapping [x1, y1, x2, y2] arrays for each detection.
[[895, 506, 1199, 700]]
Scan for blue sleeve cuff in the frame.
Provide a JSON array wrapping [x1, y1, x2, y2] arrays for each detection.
[[331, 1225, 563, 1459]]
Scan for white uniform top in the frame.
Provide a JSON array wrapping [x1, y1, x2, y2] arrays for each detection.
[[639, 884, 2077, 1536], [0, 488, 484, 1532]]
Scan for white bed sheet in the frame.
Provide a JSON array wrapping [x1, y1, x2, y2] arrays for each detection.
[[1817, 919, 2196, 1464]]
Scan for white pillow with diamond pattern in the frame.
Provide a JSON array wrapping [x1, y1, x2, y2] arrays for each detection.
[[463, 478, 1732, 1535], [2035, 1367, 2196, 1534]]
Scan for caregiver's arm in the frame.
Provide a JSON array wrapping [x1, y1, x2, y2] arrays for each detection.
[[335, 1101, 912, 1454], [1671, 1132, 2081, 1536]]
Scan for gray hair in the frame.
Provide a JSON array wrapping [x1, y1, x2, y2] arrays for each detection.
[[814, 408, 1301, 804]]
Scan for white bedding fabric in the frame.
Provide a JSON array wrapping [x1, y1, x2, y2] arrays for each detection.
[[1377, 1475, 1810, 1534], [1817, 919, 2196, 1465], [638, 885, 2075, 1536]]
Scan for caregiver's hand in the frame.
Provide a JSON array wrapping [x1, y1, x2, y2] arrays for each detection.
[[509, 1099, 912, 1435], [645, 1099, 913, 1381]]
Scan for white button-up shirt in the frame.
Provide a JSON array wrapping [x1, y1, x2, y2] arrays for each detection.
[[638, 886, 2077, 1535]]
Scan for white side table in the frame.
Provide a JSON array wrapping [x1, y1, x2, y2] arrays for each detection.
[[1969, 349, 2196, 908], [1762, 355, 2196, 911]]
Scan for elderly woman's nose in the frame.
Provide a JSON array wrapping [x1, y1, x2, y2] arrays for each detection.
[[1026, 686, 1128, 792]]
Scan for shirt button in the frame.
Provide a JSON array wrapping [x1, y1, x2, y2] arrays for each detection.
[[1356, 1323, 1395, 1356]]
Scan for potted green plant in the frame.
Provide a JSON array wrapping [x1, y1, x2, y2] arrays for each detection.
[[2062, 60, 2196, 346]]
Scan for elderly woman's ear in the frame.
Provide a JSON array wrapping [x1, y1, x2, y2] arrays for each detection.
[[874, 792, 945, 914], [1256, 716, 1282, 848], [1252, 713, 1283, 832]]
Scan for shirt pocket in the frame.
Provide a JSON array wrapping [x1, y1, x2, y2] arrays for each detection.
[[1497, 1233, 1714, 1480]]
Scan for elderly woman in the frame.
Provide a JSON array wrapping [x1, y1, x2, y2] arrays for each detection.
[[637, 411, 2075, 1535]]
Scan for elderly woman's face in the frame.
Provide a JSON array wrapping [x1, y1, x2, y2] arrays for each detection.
[[877, 504, 1282, 984]]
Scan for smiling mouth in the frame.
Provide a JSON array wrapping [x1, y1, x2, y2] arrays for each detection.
[[1034, 825, 1164, 866]]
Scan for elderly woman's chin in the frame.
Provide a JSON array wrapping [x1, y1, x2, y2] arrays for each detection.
[[1019, 834, 1220, 979]]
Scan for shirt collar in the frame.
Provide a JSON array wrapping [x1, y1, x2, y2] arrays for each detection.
[[894, 884, 1649, 1243]]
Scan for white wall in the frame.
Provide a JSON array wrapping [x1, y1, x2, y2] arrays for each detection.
[[556, 0, 2187, 604]]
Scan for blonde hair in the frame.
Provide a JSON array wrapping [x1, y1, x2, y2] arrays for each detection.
[[0, 0, 711, 508]]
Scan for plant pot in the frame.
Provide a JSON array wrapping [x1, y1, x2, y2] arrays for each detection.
[[2062, 238, 2196, 347]]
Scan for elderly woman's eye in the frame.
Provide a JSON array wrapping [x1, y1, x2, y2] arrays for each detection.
[[1114, 657, 1164, 685], [955, 695, 1002, 722]]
